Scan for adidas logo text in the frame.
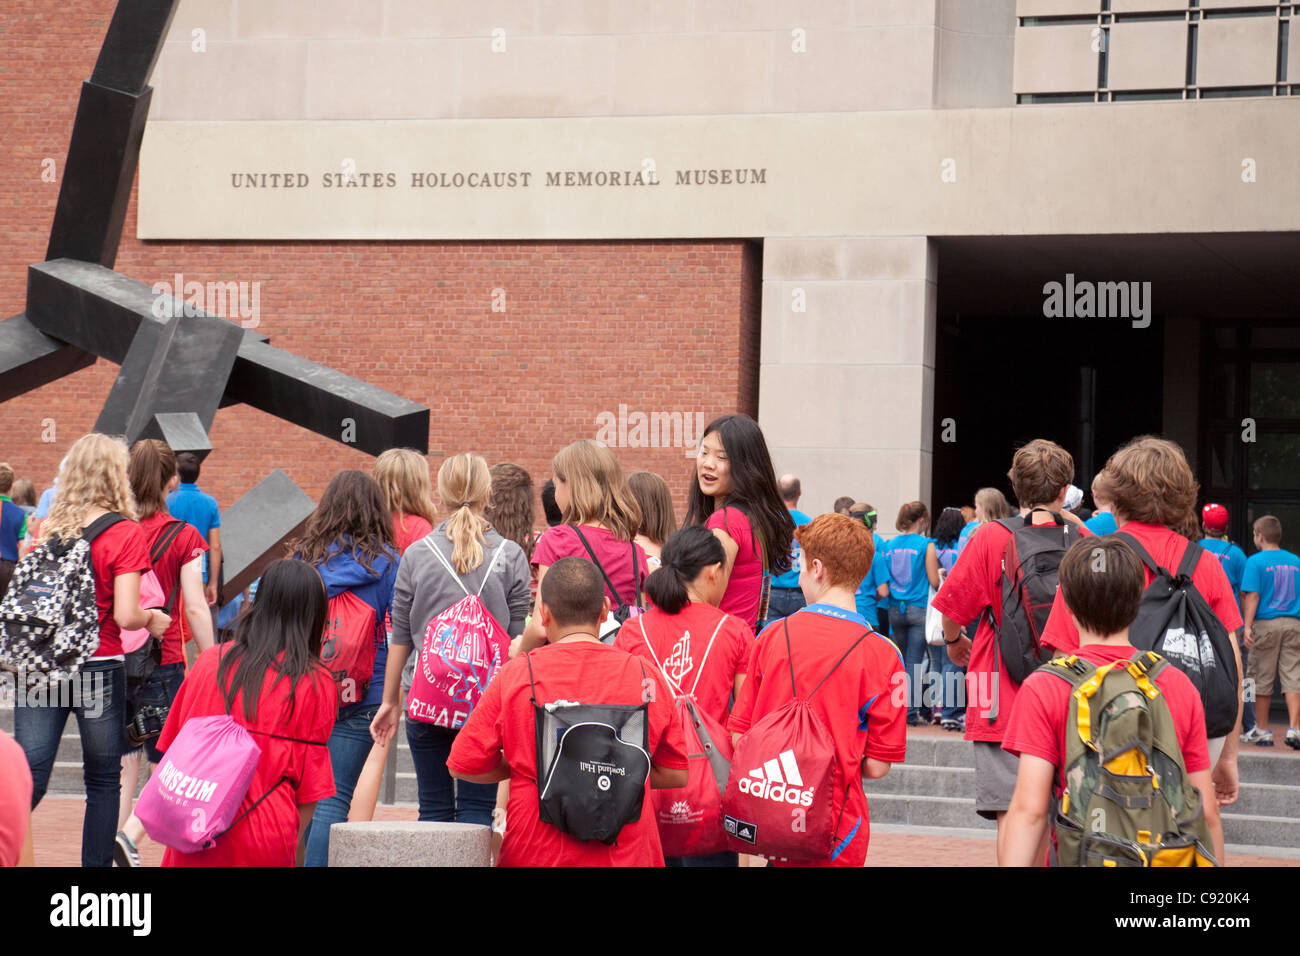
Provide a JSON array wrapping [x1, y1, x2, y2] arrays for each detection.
[[738, 750, 815, 807]]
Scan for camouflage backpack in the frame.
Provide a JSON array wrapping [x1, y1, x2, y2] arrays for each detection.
[[1042, 651, 1217, 867]]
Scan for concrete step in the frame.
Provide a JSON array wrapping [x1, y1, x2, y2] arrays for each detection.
[[866, 793, 997, 830], [1220, 812, 1300, 849], [865, 764, 975, 799]]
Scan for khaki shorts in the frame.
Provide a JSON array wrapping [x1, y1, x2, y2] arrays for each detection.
[[1247, 616, 1300, 696], [974, 741, 1020, 820]]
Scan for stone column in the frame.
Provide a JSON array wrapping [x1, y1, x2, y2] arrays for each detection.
[[758, 236, 937, 526]]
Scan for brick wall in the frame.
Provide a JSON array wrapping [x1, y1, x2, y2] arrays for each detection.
[[0, 1, 760, 526]]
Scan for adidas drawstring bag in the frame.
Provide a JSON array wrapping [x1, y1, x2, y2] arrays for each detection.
[[721, 619, 868, 861]]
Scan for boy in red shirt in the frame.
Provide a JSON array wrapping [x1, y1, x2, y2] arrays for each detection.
[[1002, 536, 1224, 865], [448, 557, 688, 866], [728, 513, 906, 867], [930, 438, 1086, 855]]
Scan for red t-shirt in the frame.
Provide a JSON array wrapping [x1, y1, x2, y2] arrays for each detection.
[[158, 645, 337, 867], [138, 513, 209, 666], [706, 506, 764, 630], [0, 730, 32, 867], [447, 640, 688, 867], [392, 512, 433, 555], [1042, 522, 1243, 654], [1002, 643, 1211, 798], [89, 519, 152, 658], [532, 525, 648, 610], [728, 606, 907, 868], [613, 602, 753, 729], [929, 517, 1092, 743]]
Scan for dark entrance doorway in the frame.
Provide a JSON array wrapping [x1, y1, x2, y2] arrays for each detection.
[[931, 312, 1163, 513]]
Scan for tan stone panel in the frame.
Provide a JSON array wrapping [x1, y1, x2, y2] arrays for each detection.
[[166, 0, 236, 43], [694, 0, 856, 32], [939, 0, 1015, 35], [304, 40, 459, 120], [851, 0, 938, 27], [760, 280, 932, 366], [1110, 0, 1186, 12], [1107, 20, 1187, 90], [842, 237, 932, 281], [612, 33, 770, 114], [610, 0, 694, 34], [383, 0, 538, 38], [1196, 16, 1278, 88], [148, 40, 308, 120], [460, 36, 616, 117], [536, 0, 614, 34], [762, 238, 844, 279], [1013, 23, 1100, 92], [236, 0, 382, 38], [769, 26, 938, 111], [936, 25, 1016, 107], [1290, 23, 1300, 85], [1016, 0, 1100, 16], [136, 101, 1300, 239], [758, 364, 930, 450], [1200, 0, 1280, 8]]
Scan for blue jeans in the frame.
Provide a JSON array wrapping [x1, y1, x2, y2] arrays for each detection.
[[126, 661, 186, 764], [406, 720, 495, 826], [304, 703, 378, 868], [15, 659, 125, 867], [888, 604, 928, 720], [760, 587, 806, 632], [924, 643, 966, 720]]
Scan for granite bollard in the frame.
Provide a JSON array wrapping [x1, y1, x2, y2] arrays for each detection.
[[327, 821, 491, 867]]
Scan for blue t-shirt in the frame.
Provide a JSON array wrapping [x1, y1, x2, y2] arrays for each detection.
[[881, 533, 932, 608], [1200, 538, 1247, 610], [33, 485, 55, 520], [0, 498, 26, 563], [771, 508, 812, 589], [167, 483, 221, 582], [956, 520, 978, 551], [1242, 549, 1300, 619], [855, 533, 888, 618], [935, 541, 960, 574], [1085, 511, 1118, 535]]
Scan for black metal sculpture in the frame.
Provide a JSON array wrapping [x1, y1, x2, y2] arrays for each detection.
[[0, 1, 430, 598]]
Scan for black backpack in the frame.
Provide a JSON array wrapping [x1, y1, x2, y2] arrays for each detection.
[[990, 510, 1081, 701], [571, 525, 642, 644], [1115, 532, 1240, 740], [0, 513, 125, 692], [528, 650, 651, 845]]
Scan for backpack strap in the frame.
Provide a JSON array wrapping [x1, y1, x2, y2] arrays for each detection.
[[1175, 540, 1204, 582], [210, 728, 329, 845], [149, 519, 187, 615], [637, 612, 729, 699], [1114, 531, 1170, 579], [781, 616, 872, 700], [82, 511, 127, 544], [424, 537, 471, 598], [571, 525, 631, 609]]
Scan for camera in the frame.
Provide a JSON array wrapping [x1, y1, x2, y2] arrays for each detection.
[[127, 704, 169, 745]]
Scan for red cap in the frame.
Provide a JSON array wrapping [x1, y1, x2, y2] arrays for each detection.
[[1202, 503, 1229, 532]]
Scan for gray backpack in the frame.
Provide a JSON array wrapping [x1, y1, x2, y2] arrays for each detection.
[[0, 513, 124, 692]]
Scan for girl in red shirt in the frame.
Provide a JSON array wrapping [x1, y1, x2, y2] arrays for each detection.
[[685, 414, 795, 632], [13, 432, 168, 867], [157, 558, 337, 866], [115, 439, 214, 866]]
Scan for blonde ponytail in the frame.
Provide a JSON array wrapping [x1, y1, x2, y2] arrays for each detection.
[[437, 453, 492, 574]]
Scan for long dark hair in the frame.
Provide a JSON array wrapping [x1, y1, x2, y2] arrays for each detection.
[[645, 525, 726, 615], [932, 507, 966, 547], [684, 414, 794, 576], [217, 559, 332, 724], [290, 470, 397, 572]]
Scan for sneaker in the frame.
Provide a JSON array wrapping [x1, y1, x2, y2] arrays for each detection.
[[1287, 729, 1300, 751], [940, 718, 962, 732], [1240, 726, 1274, 747], [114, 831, 140, 868], [906, 713, 920, 727]]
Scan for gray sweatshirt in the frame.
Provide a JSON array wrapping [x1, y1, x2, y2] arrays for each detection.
[[391, 523, 531, 688]]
